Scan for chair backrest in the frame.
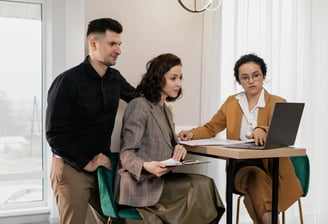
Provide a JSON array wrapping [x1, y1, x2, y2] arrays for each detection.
[[290, 155, 310, 196], [97, 153, 120, 218]]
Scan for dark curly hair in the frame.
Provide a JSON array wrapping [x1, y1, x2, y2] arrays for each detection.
[[233, 53, 267, 83], [137, 53, 182, 103]]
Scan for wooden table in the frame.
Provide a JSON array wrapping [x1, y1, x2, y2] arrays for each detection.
[[184, 145, 306, 224]]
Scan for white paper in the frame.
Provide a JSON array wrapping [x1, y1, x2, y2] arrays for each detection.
[[178, 138, 250, 146], [160, 158, 210, 167]]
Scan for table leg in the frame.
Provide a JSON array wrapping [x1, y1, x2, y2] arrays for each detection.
[[272, 157, 279, 224], [226, 159, 234, 224]]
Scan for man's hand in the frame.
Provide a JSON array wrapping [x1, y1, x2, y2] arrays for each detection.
[[143, 161, 171, 177], [84, 153, 111, 172]]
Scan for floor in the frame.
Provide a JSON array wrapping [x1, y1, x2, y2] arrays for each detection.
[[28, 221, 141, 224], [28, 223, 49, 224], [25, 205, 142, 224]]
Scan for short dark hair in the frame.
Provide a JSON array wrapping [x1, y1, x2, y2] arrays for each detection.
[[137, 53, 182, 103], [233, 53, 267, 83], [87, 18, 123, 36]]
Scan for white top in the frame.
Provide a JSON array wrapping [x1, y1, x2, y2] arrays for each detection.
[[235, 88, 265, 140]]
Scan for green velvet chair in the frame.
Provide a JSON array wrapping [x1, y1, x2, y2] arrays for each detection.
[[235, 155, 310, 224], [97, 153, 142, 224], [282, 155, 310, 224]]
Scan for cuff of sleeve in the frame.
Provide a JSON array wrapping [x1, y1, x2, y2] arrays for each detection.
[[254, 126, 267, 133]]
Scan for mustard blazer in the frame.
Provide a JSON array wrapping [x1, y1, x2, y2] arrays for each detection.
[[115, 97, 177, 207], [191, 89, 303, 210]]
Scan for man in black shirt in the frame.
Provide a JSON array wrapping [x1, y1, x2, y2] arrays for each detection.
[[46, 18, 136, 224]]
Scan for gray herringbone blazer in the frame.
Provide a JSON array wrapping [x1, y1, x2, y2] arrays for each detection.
[[114, 97, 178, 207]]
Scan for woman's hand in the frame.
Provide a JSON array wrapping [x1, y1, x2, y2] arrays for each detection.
[[143, 161, 171, 177], [172, 144, 187, 161], [246, 127, 267, 146], [178, 130, 193, 140]]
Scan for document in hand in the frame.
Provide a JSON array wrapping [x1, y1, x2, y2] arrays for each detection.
[[160, 158, 210, 167]]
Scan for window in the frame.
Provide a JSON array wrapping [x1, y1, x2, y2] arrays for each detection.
[[0, 0, 45, 211]]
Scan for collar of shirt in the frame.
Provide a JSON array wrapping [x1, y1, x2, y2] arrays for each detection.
[[235, 88, 266, 109], [83, 56, 112, 80], [235, 88, 266, 140]]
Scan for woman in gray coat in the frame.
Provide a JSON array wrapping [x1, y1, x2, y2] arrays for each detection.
[[115, 53, 225, 224]]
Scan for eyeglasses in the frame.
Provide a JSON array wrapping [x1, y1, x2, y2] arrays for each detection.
[[239, 73, 262, 83]]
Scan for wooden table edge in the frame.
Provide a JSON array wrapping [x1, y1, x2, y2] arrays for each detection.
[[184, 145, 306, 159]]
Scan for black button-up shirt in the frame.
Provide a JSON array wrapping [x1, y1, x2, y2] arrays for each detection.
[[46, 57, 136, 170]]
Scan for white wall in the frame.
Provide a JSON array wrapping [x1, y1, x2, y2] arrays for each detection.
[[48, 0, 206, 125], [83, 0, 204, 125]]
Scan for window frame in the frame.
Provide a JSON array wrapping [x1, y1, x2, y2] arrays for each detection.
[[0, 0, 48, 214]]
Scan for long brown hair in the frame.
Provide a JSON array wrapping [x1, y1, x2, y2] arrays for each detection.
[[137, 53, 182, 103]]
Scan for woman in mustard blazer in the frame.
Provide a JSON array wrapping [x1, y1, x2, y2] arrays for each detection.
[[179, 54, 303, 224], [115, 53, 225, 224]]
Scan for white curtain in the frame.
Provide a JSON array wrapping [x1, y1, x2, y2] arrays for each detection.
[[202, 0, 328, 223]]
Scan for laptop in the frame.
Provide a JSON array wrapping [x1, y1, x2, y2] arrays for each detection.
[[226, 102, 305, 150]]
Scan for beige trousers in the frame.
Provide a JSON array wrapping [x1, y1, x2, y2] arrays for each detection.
[[50, 157, 108, 224], [234, 166, 273, 223]]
